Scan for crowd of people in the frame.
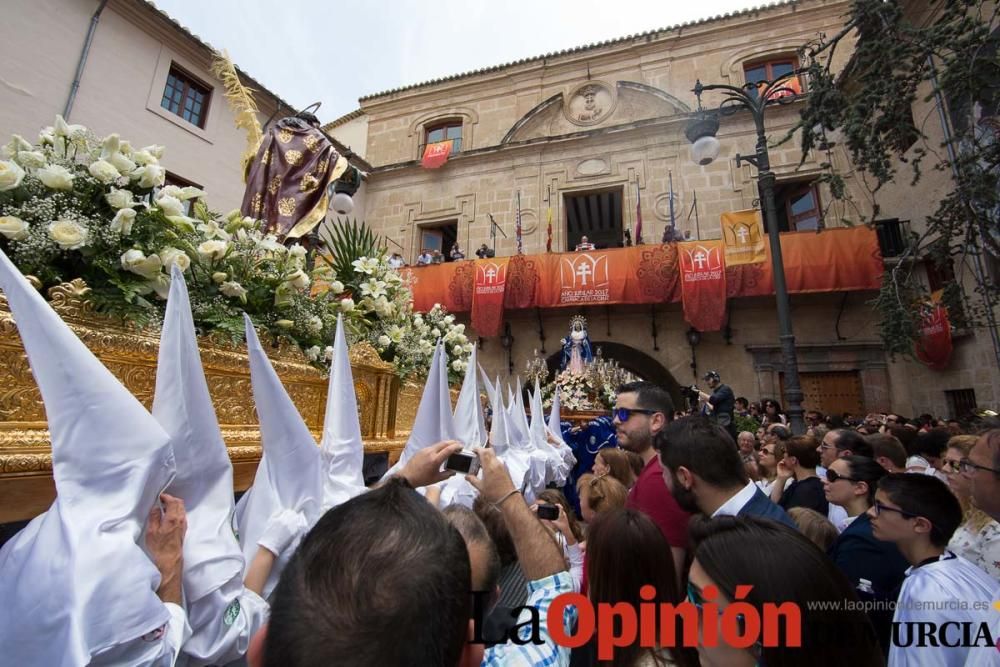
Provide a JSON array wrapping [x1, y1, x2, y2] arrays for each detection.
[[1, 235, 999, 665]]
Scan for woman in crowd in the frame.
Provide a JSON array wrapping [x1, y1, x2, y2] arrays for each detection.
[[942, 435, 1000, 579], [592, 447, 636, 489], [754, 436, 789, 496], [576, 473, 628, 525], [688, 515, 883, 667], [823, 455, 909, 657], [571, 509, 698, 667], [759, 399, 787, 428]]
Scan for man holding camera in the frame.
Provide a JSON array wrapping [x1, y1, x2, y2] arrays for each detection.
[[694, 370, 736, 442]]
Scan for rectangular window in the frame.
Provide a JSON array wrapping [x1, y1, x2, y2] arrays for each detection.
[[744, 58, 802, 100], [416, 220, 457, 264], [773, 181, 821, 231], [945, 388, 977, 420], [563, 188, 623, 251], [160, 65, 211, 128], [422, 121, 462, 156]]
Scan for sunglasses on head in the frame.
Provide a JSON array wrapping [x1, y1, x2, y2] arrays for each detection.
[[825, 469, 859, 484], [613, 407, 654, 422]]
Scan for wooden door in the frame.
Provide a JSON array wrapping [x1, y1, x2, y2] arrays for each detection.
[[780, 371, 864, 417]]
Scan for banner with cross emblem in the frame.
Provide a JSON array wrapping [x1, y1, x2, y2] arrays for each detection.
[[678, 240, 728, 332], [721, 209, 766, 266], [471, 258, 511, 337]]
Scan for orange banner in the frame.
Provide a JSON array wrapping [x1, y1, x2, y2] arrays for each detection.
[[421, 140, 452, 169], [405, 227, 884, 333], [472, 258, 510, 337], [915, 292, 952, 371], [721, 209, 766, 266], [678, 240, 728, 331]]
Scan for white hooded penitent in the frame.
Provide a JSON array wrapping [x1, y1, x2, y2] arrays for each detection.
[[0, 248, 176, 665], [319, 314, 366, 509], [441, 345, 486, 508], [235, 313, 324, 599]]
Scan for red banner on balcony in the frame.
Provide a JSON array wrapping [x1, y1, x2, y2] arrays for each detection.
[[678, 240, 728, 332], [915, 294, 953, 371], [471, 258, 510, 337], [421, 140, 452, 169]]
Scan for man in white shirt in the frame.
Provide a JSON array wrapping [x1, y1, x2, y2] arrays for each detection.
[[575, 235, 595, 251], [869, 473, 1000, 666]]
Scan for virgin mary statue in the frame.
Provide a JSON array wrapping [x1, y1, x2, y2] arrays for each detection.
[[560, 316, 593, 374]]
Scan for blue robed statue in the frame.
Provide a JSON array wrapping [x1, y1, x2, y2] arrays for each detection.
[[560, 316, 593, 374]]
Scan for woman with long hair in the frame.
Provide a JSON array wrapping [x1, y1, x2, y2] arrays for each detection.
[[576, 473, 628, 524], [592, 447, 637, 489], [573, 509, 697, 667], [823, 455, 909, 657], [759, 398, 787, 428], [942, 435, 1000, 579], [535, 489, 586, 592], [754, 436, 787, 496], [688, 515, 883, 667]]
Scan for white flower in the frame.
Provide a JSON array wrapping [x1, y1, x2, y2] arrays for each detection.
[[444, 315, 455, 324], [452, 344, 464, 356], [147, 273, 171, 299], [155, 195, 185, 218], [339, 297, 355, 312], [306, 315, 323, 334], [455, 324, 466, 333], [106, 188, 135, 210], [159, 247, 190, 272], [451, 360, 464, 372], [286, 269, 310, 290], [166, 215, 196, 233], [140, 144, 165, 160], [107, 152, 137, 174], [177, 185, 204, 201], [197, 240, 229, 260], [327, 280, 344, 294], [378, 335, 391, 348], [87, 159, 120, 184], [220, 281, 247, 300], [352, 257, 379, 275], [37, 127, 55, 146], [0, 216, 29, 240], [110, 208, 136, 235], [131, 149, 158, 166], [359, 278, 387, 299], [275, 319, 294, 329], [48, 218, 88, 249], [131, 164, 165, 188], [120, 249, 163, 279], [36, 164, 74, 190], [431, 328, 441, 338], [100, 133, 120, 157], [13, 151, 46, 170], [323, 345, 334, 361], [387, 325, 405, 343], [3, 134, 32, 158], [288, 244, 307, 259], [258, 235, 286, 255], [157, 185, 184, 200], [305, 345, 321, 361], [197, 219, 231, 240], [52, 115, 84, 139], [119, 140, 133, 156], [212, 272, 228, 284], [373, 296, 393, 316]]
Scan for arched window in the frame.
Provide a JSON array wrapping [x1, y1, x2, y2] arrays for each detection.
[[743, 56, 802, 99], [421, 119, 463, 156]]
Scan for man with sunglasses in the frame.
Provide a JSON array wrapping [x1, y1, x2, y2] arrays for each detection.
[[868, 473, 1000, 666], [965, 429, 1000, 524], [613, 381, 690, 585]]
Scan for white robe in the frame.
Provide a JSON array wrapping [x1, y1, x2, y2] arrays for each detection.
[[888, 553, 1000, 667]]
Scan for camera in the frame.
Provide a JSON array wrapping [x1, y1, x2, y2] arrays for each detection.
[[680, 385, 700, 401], [535, 504, 560, 521], [444, 450, 480, 475]]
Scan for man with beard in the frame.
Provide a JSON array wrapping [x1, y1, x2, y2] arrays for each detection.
[[612, 381, 690, 581], [654, 414, 796, 528]]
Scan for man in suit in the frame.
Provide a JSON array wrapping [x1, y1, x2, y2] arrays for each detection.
[[654, 415, 796, 529]]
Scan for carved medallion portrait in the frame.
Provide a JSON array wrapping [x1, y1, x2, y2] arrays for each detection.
[[565, 81, 616, 127]]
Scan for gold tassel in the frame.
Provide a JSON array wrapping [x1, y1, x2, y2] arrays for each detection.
[[210, 50, 264, 181]]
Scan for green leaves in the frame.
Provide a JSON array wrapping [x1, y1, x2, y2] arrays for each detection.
[[317, 218, 385, 290]]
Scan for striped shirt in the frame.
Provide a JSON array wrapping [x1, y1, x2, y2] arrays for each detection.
[[482, 571, 577, 667]]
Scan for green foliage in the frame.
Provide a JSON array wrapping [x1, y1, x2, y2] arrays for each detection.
[[734, 414, 761, 436], [797, 0, 1000, 356], [318, 218, 385, 289]]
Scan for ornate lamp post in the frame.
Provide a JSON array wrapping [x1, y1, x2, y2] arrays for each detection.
[[685, 74, 805, 434]]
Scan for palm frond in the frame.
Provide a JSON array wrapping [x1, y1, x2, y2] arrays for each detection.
[[210, 50, 264, 179], [317, 219, 386, 287]]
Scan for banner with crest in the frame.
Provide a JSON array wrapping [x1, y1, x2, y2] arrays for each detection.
[[678, 240, 728, 332]]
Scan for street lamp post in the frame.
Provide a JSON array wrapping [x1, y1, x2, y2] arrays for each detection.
[[685, 75, 806, 435]]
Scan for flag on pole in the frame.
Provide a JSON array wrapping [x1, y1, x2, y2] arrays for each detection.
[[516, 191, 523, 255], [668, 171, 677, 238], [545, 198, 553, 253], [634, 178, 643, 245]]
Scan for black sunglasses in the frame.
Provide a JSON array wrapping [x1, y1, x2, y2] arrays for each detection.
[[613, 407, 654, 422], [825, 469, 860, 484]]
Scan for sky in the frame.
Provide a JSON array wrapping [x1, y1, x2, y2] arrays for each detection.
[[151, 0, 769, 123]]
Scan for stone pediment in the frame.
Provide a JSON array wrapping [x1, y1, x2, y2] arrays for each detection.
[[501, 80, 691, 144]]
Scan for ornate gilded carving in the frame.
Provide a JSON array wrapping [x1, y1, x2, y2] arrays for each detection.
[[0, 281, 405, 501]]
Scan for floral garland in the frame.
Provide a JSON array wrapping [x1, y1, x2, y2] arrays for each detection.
[[541, 369, 616, 412], [0, 117, 470, 382]]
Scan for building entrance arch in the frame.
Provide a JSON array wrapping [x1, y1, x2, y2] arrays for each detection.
[[544, 341, 683, 409]]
